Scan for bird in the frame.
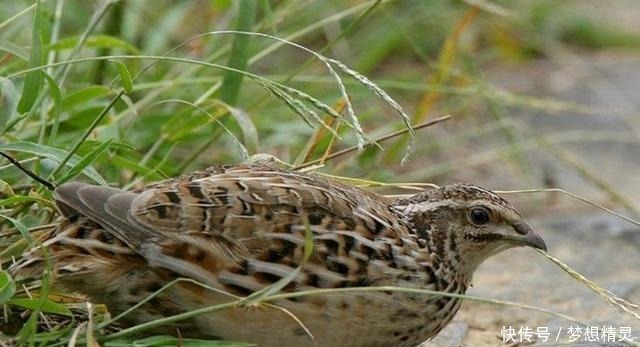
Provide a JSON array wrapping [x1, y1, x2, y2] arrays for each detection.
[[13, 164, 546, 347]]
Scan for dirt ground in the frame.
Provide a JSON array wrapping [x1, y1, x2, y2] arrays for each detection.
[[419, 51, 640, 347]]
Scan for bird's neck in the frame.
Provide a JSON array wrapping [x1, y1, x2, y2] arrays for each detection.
[[397, 205, 476, 289], [425, 230, 475, 290]]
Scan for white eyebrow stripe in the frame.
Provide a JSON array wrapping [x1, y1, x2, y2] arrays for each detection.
[[397, 199, 520, 220]]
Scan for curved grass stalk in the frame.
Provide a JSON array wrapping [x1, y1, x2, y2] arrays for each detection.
[[165, 30, 371, 149], [152, 99, 249, 159], [0, 2, 40, 31], [539, 250, 640, 322], [497, 188, 640, 229], [6, 55, 365, 145], [100, 284, 587, 342]]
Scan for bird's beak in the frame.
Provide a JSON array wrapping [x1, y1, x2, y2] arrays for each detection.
[[511, 222, 547, 252]]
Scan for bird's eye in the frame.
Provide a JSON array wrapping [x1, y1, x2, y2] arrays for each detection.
[[469, 207, 490, 225]]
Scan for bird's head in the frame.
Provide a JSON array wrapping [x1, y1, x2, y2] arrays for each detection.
[[394, 184, 546, 275]]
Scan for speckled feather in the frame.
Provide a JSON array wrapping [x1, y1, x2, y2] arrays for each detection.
[[13, 165, 544, 347]]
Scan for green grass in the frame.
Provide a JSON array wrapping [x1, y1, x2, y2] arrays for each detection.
[[1, 0, 640, 346]]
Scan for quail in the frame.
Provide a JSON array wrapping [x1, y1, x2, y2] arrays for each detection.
[[14, 165, 546, 347]]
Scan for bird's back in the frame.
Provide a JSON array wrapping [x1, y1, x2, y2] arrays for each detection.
[[14, 165, 464, 347]]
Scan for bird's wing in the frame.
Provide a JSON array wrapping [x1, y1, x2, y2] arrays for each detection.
[[54, 166, 409, 292], [54, 181, 149, 247]]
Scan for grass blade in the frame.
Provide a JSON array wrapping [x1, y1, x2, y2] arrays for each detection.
[[219, 0, 257, 105], [0, 270, 16, 305], [16, 0, 44, 113], [46, 34, 140, 54], [155, 99, 249, 159], [0, 141, 106, 185], [8, 298, 72, 317], [0, 77, 19, 127], [43, 72, 62, 144], [56, 138, 114, 185], [49, 90, 123, 180], [111, 59, 134, 94]]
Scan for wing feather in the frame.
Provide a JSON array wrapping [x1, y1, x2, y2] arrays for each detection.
[[53, 166, 409, 292], [54, 183, 148, 247]]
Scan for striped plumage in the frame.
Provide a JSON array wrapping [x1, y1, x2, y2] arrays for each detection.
[[13, 165, 546, 347]]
